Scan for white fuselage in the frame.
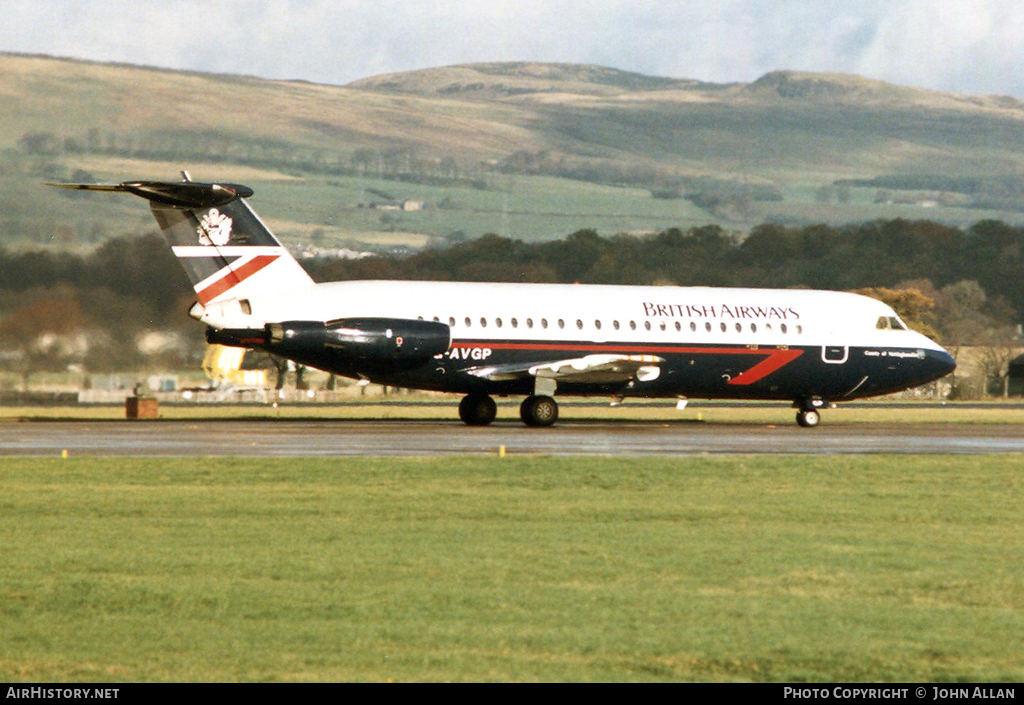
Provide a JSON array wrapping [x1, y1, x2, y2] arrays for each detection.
[[202, 279, 945, 354]]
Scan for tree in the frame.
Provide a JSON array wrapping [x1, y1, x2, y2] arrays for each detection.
[[0, 287, 90, 390], [853, 285, 938, 339], [926, 280, 1020, 398], [934, 281, 992, 350], [17, 131, 59, 155]]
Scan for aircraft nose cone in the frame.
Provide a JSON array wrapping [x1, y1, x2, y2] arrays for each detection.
[[927, 349, 957, 380]]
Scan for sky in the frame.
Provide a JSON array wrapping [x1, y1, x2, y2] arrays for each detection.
[[3, 0, 1024, 98]]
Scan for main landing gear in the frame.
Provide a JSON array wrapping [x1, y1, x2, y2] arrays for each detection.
[[520, 395, 558, 427], [458, 394, 560, 427], [458, 393, 497, 426]]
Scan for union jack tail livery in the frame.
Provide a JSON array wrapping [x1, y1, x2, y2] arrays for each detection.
[[50, 175, 313, 314]]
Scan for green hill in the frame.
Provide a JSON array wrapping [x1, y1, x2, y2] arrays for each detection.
[[4, 53, 1024, 250], [348, 62, 1024, 175]]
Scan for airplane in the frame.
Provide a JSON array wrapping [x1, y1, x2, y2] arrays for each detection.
[[51, 176, 956, 427]]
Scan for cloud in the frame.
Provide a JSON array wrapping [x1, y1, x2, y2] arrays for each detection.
[[854, 0, 1024, 96], [3, 0, 1024, 97]]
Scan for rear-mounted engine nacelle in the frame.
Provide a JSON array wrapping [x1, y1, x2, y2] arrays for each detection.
[[265, 317, 451, 371]]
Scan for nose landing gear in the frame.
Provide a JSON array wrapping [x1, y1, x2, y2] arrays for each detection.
[[796, 408, 821, 427], [795, 399, 825, 428]]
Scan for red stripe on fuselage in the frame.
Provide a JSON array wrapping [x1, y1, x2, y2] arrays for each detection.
[[450, 341, 804, 386], [196, 255, 278, 305], [724, 348, 804, 385]]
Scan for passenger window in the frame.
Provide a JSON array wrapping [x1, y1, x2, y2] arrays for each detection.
[[751, 323, 757, 333], [660, 322, 667, 331], [449, 317, 456, 327], [465, 317, 472, 328], [613, 321, 620, 330], [689, 322, 696, 332], [781, 324, 788, 334], [576, 319, 583, 330], [595, 320, 602, 330], [720, 322, 727, 332], [432, 316, 440, 322], [480, 317, 487, 328], [527, 318, 533, 328], [629, 321, 637, 330], [675, 322, 681, 332], [558, 319, 565, 329], [796, 325, 803, 334], [511, 318, 518, 328], [495, 318, 503, 328], [705, 322, 712, 332], [735, 323, 742, 332], [644, 321, 652, 331], [541, 318, 548, 329]]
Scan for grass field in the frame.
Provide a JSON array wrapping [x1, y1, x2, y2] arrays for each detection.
[[0, 455, 1022, 682]]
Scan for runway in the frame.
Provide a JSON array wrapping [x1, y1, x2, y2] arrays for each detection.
[[1, 419, 1023, 456]]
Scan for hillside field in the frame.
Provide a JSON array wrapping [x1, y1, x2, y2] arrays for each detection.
[[6, 54, 1024, 250]]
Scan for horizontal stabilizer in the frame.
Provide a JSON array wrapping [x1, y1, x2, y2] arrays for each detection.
[[48, 180, 254, 208], [50, 176, 313, 310]]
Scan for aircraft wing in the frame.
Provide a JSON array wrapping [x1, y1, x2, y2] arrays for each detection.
[[466, 354, 664, 385]]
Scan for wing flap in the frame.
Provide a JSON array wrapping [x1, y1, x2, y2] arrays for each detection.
[[467, 354, 663, 384]]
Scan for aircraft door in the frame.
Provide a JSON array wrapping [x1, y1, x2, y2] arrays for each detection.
[[821, 345, 849, 364]]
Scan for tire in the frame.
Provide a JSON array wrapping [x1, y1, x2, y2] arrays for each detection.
[[520, 395, 558, 427], [459, 394, 497, 426], [796, 409, 821, 428]]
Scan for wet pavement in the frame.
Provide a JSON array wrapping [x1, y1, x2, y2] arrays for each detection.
[[2, 419, 1022, 456]]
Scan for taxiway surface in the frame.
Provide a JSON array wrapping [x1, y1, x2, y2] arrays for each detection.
[[2, 420, 1022, 456]]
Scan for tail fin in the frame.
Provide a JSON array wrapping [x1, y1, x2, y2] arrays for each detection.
[[51, 178, 313, 308]]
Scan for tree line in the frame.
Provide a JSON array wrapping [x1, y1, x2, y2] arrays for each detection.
[[18, 129, 485, 191], [836, 174, 1024, 212], [0, 233, 196, 386], [310, 218, 1023, 336]]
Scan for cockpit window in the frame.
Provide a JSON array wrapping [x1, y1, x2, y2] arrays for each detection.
[[877, 316, 907, 331]]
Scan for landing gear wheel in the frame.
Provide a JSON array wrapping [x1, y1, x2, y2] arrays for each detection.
[[796, 409, 821, 428], [520, 395, 559, 427], [459, 394, 497, 426]]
